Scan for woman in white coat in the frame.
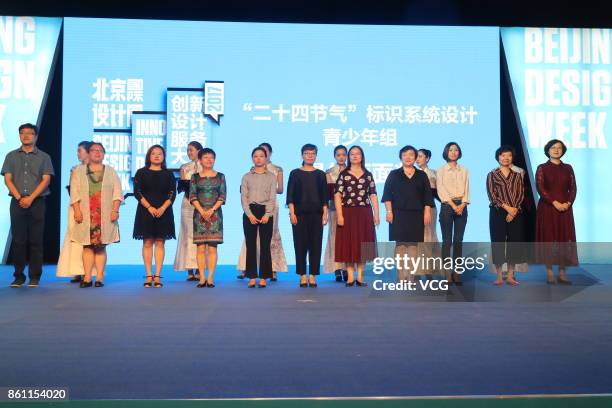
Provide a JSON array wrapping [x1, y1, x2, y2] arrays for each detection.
[[70, 142, 123, 287]]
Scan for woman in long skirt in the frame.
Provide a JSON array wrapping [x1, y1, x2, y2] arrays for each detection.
[[57, 141, 96, 281], [173, 141, 203, 281], [323, 145, 348, 282], [335, 145, 379, 286]]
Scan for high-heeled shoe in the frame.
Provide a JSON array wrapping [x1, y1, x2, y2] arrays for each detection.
[[197, 282, 206, 288], [153, 275, 163, 288], [356, 280, 368, 287], [345, 281, 355, 287], [94, 281, 104, 288], [143, 275, 153, 288], [248, 280, 256, 288], [79, 280, 93, 288], [206, 282, 215, 288]]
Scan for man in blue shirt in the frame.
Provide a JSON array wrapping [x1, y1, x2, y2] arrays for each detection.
[[1, 123, 55, 287]]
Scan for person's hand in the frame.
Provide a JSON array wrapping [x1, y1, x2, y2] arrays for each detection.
[[562, 202, 571, 211], [19, 196, 32, 208], [111, 210, 119, 222], [505, 213, 514, 223], [157, 206, 167, 217], [289, 213, 298, 225], [455, 203, 466, 215], [198, 209, 207, 220], [148, 206, 159, 217], [552, 200, 565, 212], [506, 206, 518, 217], [386, 211, 393, 224], [337, 214, 344, 227], [373, 213, 380, 226], [248, 214, 259, 225], [203, 208, 214, 220], [424, 210, 431, 226], [74, 209, 83, 224], [260, 215, 270, 224]]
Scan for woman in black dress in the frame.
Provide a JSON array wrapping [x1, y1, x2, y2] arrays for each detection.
[[286, 144, 328, 288], [133, 145, 176, 288], [382, 145, 434, 281]]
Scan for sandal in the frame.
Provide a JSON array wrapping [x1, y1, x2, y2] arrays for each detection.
[[506, 278, 520, 286], [144, 275, 153, 288], [153, 275, 163, 288], [248, 279, 256, 288], [206, 281, 215, 288], [197, 282, 206, 288]]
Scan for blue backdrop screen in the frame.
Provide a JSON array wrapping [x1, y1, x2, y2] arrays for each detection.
[[62, 18, 500, 265]]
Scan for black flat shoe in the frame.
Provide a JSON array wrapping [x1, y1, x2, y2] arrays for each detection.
[[345, 281, 355, 287], [80, 281, 93, 288], [197, 283, 206, 288], [94, 281, 104, 288], [237, 274, 245, 280], [356, 281, 368, 287], [187, 275, 198, 282], [309, 282, 318, 288]]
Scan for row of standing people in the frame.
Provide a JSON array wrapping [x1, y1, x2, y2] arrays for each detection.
[[2, 123, 578, 288]]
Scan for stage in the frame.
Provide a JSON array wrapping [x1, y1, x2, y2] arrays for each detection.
[[1, 264, 611, 400]]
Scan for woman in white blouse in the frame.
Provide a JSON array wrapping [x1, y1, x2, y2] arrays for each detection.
[[437, 142, 469, 285]]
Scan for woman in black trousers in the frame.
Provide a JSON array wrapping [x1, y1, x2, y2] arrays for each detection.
[[486, 145, 525, 286], [287, 144, 328, 288]]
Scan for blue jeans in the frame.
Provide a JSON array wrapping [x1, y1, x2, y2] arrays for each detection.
[[439, 202, 468, 269]]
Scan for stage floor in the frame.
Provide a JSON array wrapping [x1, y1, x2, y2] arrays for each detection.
[[1, 264, 611, 400]]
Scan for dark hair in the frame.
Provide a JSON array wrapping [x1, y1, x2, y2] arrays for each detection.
[[259, 142, 272, 153], [333, 145, 347, 156], [347, 145, 367, 172], [544, 139, 567, 158], [145, 144, 167, 169], [78, 141, 92, 150], [442, 142, 462, 162], [198, 147, 216, 159], [418, 148, 432, 160], [399, 145, 418, 160], [252, 146, 267, 158], [88, 142, 106, 154], [188, 141, 204, 151], [18, 123, 38, 134], [301, 143, 318, 155], [495, 145, 515, 162]]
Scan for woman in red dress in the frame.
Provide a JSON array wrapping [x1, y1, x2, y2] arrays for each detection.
[[535, 139, 578, 284]]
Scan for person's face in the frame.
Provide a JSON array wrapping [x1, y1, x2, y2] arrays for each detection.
[[252, 150, 267, 167], [200, 153, 215, 169], [349, 148, 362, 166], [498, 151, 513, 167], [77, 146, 89, 163], [187, 145, 199, 161], [548, 142, 564, 159], [335, 149, 347, 166], [149, 147, 164, 165], [19, 128, 37, 146], [416, 151, 429, 167], [302, 149, 317, 166], [88, 145, 105, 163], [401, 150, 416, 167], [447, 145, 460, 161], [260, 145, 271, 160]]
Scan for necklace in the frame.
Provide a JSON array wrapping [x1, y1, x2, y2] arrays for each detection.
[[87, 164, 104, 183]]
